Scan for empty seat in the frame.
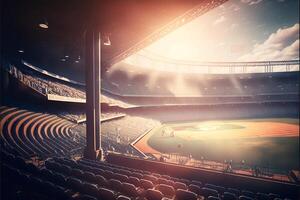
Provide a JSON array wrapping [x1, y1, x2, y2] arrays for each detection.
[[223, 192, 237, 200], [52, 173, 66, 186], [241, 190, 255, 198], [269, 193, 281, 200], [122, 182, 139, 197], [239, 195, 254, 200], [256, 192, 269, 200], [179, 179, 190, 185], [81, 182, 99, 197], [128, 176, 140, 187], [117, 195, 131, 200], [208, 196, 222, 200], [188, 184, 201, 195], [191, 180, 202, 188], [39, 168, 54, 180], [156, 184, 175, 198], [114, 173, 128, 182], [158, 177, 169, 185], [83, 172, 96, 183], [109, 179, 123, 192], [24, 162, 39, 174], [152, 173, 161, 178], [59, 165, 72, 175], [175, 189, 197, 200], [144, 174, 158, 184], [140, 179, 154, 190], [174, 182, 187, 190], [227, 188, 240, 196], [66, 177, 83, 191], [98, 187, 115, 200], [95, 175, 108, 187], [74, 194, 97, 200], [29, 176, 43, 190], [146, 189, 164, 200], [166, 179, 175, 187], [131, 172, 143, 179], [72, 168, 84, 179], [201, 187, 219, 198], [205, 184, 225, 194], [104, 170, 114, 179]]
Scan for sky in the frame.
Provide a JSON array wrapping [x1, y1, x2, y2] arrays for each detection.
[[123, 0, 299, 65]]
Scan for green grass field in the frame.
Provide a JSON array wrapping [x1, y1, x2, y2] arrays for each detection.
[[147, 118, 299, 170]]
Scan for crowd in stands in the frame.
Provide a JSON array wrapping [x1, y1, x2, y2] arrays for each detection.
[[68, 115, 160, 156], [104, 70, 299, 96], [101, 116, 161, 145], [59, 112, 87, 123], [7, 64, 134, 107], [8, 64, 86, 98], [6, 63, 299, 108], [59, 111, 125, 124]]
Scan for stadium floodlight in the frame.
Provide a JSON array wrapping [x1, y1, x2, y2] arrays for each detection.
[[38, 19, 49, 29]]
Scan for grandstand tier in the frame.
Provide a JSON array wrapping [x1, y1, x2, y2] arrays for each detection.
[[2, 150, 299, 200]]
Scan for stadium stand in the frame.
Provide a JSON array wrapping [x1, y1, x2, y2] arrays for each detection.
[[59, 111, 125, 124], [4, 61, 299, 107], [0, 106, 144, 159], [2, 148, 299, 200], [4, 62, 134, 107]]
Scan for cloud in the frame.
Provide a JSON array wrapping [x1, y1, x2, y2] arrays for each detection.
[[239, 23, 299, 61], [229, 4, 240, 11], [230, 23, 238, 29], [213, 16, 226, 25], [241, 0, 263, 5]]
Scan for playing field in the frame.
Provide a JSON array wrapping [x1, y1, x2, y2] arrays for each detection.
[[134, 118, 299, 170]]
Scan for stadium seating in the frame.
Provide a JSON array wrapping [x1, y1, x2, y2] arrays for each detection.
[[2, 150, 296, 200], [5, 63, 299, 107], [5, 63, 133, 107], [0, 106, 144, 159]]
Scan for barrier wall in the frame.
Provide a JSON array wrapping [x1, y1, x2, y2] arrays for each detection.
[[107, 153, 300, 199]]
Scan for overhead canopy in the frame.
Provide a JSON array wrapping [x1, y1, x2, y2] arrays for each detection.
[[2, 0, 226, 81]]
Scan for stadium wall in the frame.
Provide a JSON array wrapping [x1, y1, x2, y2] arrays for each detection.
[[125, 102, 299, 123], [107, 153, 300, 199]]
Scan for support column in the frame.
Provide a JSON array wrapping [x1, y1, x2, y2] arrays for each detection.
[[84, 29, 102, 160], [95, 32, 101, 151]]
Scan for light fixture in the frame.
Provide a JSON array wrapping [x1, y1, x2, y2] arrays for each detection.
[[38, 19, 49, 29], [65, 55, 69, 58], [75, 60, 79, 63], [18, 49, 24, 53], [61, 58, 66, 62], [103, 34, 111, 46]]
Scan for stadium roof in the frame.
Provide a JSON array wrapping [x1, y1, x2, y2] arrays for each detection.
[[2, 0, 226, 79]]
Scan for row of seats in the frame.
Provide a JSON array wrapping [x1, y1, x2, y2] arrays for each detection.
[[0, 106, 143, 159], [43, 156, 291, 200], [0, 106, 297, 199], [1, 131, 296, 200], [0, 106, 85, 159], [7, 64, 134, 108]]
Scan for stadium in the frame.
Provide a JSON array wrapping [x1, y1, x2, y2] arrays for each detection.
[[0, 1, 299, 200]]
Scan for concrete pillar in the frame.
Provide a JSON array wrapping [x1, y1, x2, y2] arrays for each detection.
[[95, 32, 101, 151], [84, 29, 102, 160]]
